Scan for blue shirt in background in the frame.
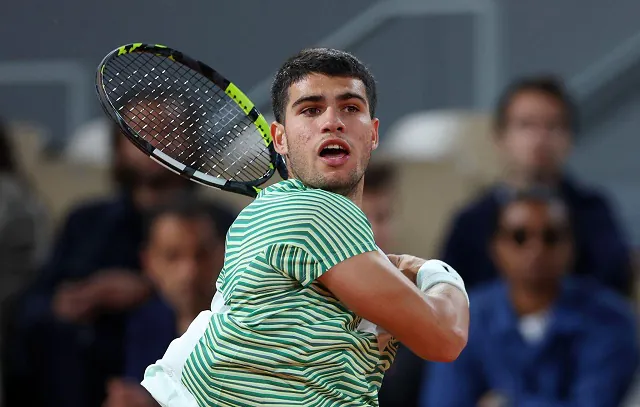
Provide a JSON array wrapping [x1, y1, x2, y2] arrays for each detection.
[[422, 278, 639, 407], [124, 295, 178, 382]]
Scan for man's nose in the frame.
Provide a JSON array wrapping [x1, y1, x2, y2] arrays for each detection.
[[321, 108, 345, 133]]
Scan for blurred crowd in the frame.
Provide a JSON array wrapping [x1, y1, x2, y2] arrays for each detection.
[[0, 74, 639, 407]]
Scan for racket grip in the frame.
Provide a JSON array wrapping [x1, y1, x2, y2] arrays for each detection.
[[276, 155, 289, 180]]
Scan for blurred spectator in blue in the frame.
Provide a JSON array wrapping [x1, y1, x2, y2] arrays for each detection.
[[440, 75, 632, 295], [103, 196, 226, 407], [0, 118, 51, 405], [6, 110, 236, 407], [423, 190, 638, 407]]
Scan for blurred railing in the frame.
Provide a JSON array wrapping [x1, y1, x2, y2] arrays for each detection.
[[569, 29, 640, 130], [1, 0, 640, 148], [0, 60, 90, 149], [246, 0, 504, 116]]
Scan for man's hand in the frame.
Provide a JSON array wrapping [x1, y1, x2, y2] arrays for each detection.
[[53, 270, 152, 323], [88, 270, 153, 311], [104, 379, 159, 407], [386, 254, 427, 284], [52, 281, 98, 323], [477, 391, 509, 407]]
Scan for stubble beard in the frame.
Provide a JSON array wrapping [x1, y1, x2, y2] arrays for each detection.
[[285, 149, 370, 197]]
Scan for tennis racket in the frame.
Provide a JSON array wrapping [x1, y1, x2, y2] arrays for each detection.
[[95, 43, 287, 198]]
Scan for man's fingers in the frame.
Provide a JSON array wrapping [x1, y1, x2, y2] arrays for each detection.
[[386, 254, 402, 267]]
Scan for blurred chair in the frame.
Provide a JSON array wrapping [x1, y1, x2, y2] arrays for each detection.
[[12, 118, 251, 224], [378, 110, 501, 258], [10, 120, 112, 223]]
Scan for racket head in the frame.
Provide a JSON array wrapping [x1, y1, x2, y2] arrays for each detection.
[[95, 43, 285, 198]]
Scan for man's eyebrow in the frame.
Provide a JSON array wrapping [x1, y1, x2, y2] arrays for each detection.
[[336, 92, 367, 105], [291, 95, 325, 109], [290, 92, 368, 109]]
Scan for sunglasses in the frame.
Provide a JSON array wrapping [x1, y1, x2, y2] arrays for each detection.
[[499, 226, 568, 247]]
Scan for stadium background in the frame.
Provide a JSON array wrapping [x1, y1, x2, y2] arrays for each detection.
[[2, 0, 640, 405]]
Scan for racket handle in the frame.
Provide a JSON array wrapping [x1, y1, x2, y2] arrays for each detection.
[[276, 155, 289, 180]]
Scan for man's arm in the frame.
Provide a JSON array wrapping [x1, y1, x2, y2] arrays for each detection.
[[318, 251, 469, 362]]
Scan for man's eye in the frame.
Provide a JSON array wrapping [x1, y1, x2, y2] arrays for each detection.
[[302, 107, 321, 115], [345, 106, 360, 113]]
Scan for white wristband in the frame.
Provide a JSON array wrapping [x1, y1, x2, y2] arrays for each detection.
[[416, 259, 469, 306]]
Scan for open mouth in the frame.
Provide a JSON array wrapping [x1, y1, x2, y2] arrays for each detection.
[[318, 139, 351, 166], [319, 143, 349, 159]]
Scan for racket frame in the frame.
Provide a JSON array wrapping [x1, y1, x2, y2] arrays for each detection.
[[95, 43, 285, 198]]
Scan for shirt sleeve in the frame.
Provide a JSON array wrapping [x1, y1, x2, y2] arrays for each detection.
[[265, 190, 378, 286]]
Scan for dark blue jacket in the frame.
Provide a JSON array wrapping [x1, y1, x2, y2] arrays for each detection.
[[123, 296, 177, 382], [422, 278, 639, 407], [440, 178, 632, 294]]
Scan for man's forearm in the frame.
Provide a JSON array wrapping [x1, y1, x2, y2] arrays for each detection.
[[424, 283, 469, 358]]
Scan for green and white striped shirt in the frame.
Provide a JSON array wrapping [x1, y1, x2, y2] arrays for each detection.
[[181, 179, 399, 406]]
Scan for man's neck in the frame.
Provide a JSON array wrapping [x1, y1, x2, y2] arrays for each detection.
[[346, 183, 364, 209], [508, 283, 560, 316]]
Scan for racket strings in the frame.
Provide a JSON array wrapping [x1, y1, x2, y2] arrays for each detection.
[[102, 51, 272, 183]]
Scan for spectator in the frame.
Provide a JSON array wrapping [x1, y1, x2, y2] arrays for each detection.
[[361, 162, 396, 254], [0, 118, 50, 405], [104, 196, 226, 407], [361, 163, 424, 407], [0, 118, 50, 299], [440, 75, 632, 295], [9, 95, 236, 407], [423, 190, 639, 407]]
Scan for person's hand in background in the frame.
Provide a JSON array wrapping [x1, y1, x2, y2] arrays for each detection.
[[52, 269, 152, 323], [87, 269, 153, 310], [104, 378, 159, 407], [52, 281, 98, 322], [477, 391, 509, 407]]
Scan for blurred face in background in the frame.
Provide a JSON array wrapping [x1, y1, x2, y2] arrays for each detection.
[[498, 90, 572, 181], [142, 213, 223, 314], [362, 186, 395, 253], [113, 133, 190, 210], [114, 98, 195, 210], [492, 199, 573, 291]]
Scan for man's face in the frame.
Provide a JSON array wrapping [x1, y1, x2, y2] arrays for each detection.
[[142, 214, 223, 313], [498, 90, 572, 180], [362, 188, 394, 253], [493, 200, 573, 290], [271, 74, 379, 196]]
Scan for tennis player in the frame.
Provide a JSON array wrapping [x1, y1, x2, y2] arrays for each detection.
[[141, 48, 470, 407]]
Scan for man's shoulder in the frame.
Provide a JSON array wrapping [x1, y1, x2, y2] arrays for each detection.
[[561, 177, 615, 211], [447, 187, 498, 229], [62, 195, 129, 226], [566, 278, 637, 327], [253, 179, 363, 215]]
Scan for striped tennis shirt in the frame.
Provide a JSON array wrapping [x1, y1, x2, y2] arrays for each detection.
[[181, 179, 399, 406]]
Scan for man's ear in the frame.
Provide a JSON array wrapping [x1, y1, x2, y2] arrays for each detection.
[[371, 118, 380, 151], [271, 121, 287, 155]]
